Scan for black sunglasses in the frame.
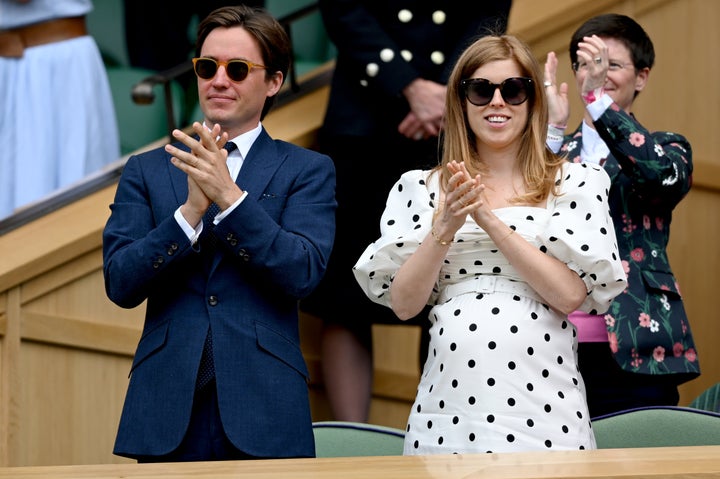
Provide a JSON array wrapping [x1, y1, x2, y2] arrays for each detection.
[[192, 57, 268, 82], [460, 77, 534, 106]]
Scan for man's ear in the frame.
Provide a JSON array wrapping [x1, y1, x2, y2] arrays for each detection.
[[267, 71, 284, 97]]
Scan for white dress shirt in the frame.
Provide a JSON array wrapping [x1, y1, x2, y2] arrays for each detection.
[[174, 122, 263, 241]]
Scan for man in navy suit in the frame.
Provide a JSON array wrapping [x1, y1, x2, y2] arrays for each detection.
[[103, 5, 336, 462]]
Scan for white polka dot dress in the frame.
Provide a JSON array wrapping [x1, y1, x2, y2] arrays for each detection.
[[354, 163, 627, 454]]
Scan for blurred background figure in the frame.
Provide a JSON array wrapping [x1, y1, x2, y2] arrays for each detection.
[[0, 0, 120, 220], [300, 0, 512, 423]]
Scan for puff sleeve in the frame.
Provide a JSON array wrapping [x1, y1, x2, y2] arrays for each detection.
[[539, 162, 627, 314], [353, 169, 436, 308]]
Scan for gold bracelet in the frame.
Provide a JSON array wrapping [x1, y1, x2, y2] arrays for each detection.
[[499, 228, 515, 244], [431, 226, 453, 246]]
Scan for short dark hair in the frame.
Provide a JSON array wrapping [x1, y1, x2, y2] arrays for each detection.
[[195, 5, 292, 118], [569, 13, 655, 71]]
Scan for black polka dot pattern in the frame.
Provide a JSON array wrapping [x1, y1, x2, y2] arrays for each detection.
[[353, 165, 628, 454]]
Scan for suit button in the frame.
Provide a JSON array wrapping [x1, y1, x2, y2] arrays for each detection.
[[167, 243, 179, 255], [208, 296, 218, 306], [152, 257, 164, 268], [238, 249, 250, 261]]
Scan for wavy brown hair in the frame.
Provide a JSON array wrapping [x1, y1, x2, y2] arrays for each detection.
[[437, 34, 564, 205]]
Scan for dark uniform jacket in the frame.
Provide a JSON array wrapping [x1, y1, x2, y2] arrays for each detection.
[[319, 0, 513, 137]]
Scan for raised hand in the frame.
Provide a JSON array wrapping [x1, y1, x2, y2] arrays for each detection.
[[432, 161, 485, 239], [166, 122, 241, 227], [575, 35, 609, 101], [544, 51, 570, 127]]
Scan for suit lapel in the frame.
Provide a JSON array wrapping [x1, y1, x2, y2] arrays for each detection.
[[166, 129, 283, 203], [168, 141, 192, 206], [206, 128, 285, 273], [236, 128, 285, 199], [164, 129, 285, 272]]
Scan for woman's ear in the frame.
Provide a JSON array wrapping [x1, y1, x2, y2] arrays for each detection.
[[634, 67, 650, 94]]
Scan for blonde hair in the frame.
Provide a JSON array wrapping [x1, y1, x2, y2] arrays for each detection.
[[437, 34, 564, 204]]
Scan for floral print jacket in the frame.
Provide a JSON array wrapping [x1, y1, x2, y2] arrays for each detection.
[[560, 103, 700, 383]]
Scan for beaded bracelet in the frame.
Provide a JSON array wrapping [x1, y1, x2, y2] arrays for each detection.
[[547, 124, 566, 137], [431, 226, 453, 246]]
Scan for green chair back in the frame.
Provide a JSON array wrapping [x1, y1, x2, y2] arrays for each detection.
[[592, 406, 720, 449], [266, 0, 336, 76], [86, 0, 130, 67], [690, 383, 720, 414], [105, 67, 185, 155], [313, 421, 405, 457]]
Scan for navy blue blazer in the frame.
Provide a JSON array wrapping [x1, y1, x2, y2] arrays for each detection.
[[103, 128, 336, 458]]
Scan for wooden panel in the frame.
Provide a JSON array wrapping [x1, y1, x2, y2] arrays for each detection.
[[670, 188, 720, 403], [0, 190, 111, 293], [0, 288, 21, 465], [22, 312, 140, 357], [264, 85, 331, 149], [1, 445, 720, 478], [17, 342, 133, 466]]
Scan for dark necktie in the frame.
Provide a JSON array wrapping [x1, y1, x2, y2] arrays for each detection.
[[196, 331, 216, 391], [195, 141, 237, 392], [200, 141, 237, 249]]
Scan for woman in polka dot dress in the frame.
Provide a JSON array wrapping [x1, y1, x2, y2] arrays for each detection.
[[353, 34, 627, 455]]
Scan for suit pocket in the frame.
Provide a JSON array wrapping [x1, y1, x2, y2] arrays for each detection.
[[255, 321, 309, 378], [641, 269, 682, 299], [258, 193, 287, 219], [129, 319, 169, 376]]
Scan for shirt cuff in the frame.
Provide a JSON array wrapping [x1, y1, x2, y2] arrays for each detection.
[[587, 93, 613, 122], [546, 137, 563, 154], [175, 207, 202, 243], [213, 190, 248, 224], [174, 190, 249, 244]]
